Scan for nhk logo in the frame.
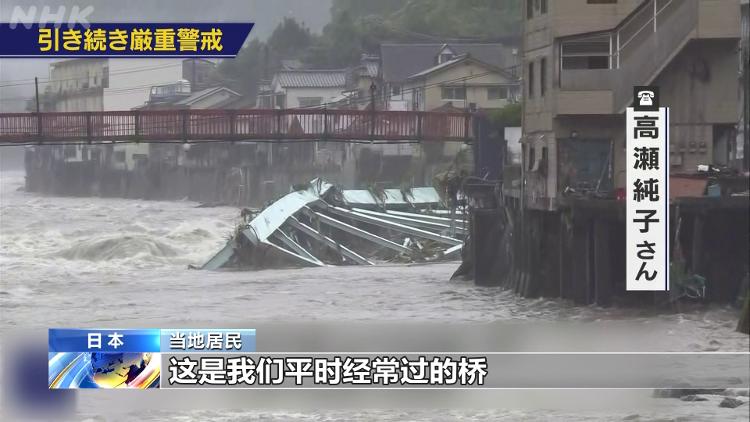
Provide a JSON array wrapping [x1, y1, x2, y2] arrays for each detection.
[[8, 5, 94, 29]]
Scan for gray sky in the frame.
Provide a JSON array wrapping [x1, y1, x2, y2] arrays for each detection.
[[0, 0, 332, 111]]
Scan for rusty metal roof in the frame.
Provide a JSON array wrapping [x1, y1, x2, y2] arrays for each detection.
[[670, 176, 708, 199]]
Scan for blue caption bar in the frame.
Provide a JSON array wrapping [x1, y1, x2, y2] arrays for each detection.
[[48, 328, 256, 353], [49, 329, 161, 353]]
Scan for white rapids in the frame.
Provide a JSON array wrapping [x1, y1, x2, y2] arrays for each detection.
[[1, 170, 748, 421]]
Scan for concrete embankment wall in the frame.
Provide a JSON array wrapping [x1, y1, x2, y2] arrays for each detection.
[[22, 143, 449, 207], [24, 160, 344, 208], [471, 199, 749, 306]]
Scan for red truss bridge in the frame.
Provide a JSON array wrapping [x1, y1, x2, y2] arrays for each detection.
[[0, 109, 472, 145]]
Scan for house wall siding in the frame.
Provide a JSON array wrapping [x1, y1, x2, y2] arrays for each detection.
[[405, 61, 518, 111], [276, 86, 344, 109]]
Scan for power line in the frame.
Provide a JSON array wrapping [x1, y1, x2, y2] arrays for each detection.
[[0, 65, 201, 102], [290, 62, 521, 110], [1, 58, 520, 110], [0, 62, 185, 88], [0, 81, 175, 101], [2, 68, 519, 105]]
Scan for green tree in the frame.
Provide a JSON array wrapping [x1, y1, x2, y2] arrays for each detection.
[[329, 0, 405, 18], [268, 17, 313, 58], [391, 0, 522, 40], [216, 39, 265, 96], [327, 0, 521, 44], [216, 17, 314, 97], [488, 102, 522, 127], [304, 10, 386, 68], [215, 1, 522, 101]]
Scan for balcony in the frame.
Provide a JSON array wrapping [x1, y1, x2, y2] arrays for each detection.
[[560, 69, 614, 91], [556, 90, 614, 115], [557, 33, 615, 114], [556, 0, 737, 114], [558, 67, 615, 115]]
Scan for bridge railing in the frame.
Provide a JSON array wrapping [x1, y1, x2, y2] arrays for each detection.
[[0, 109, 472, 144]]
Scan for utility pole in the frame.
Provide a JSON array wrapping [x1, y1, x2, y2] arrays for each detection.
[[263, 45, 269, 80], [369, 82, 377, 142], [35, 76, 42, 137], [35, 77, 40, 113], [370, 82, 377, 112], [192, 59, 197, 91]]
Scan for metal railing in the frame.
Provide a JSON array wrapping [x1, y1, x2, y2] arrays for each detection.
[[613, 0, 697, 110], [614, 0, 681, 68], [0, 108, 473, 145], [559, 0, 697, 111]]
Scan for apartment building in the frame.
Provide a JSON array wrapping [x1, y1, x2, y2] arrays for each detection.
[[47, 58, 107, 112], [460, 0, 750, 304], [40, 58, 215, 169], [740, 0, 749, 170], [102, 58, 209, 111], [520, 0, 741, 211], [46, 58, 213, 112]]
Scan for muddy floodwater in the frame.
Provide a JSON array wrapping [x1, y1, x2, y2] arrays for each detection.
[[1, 171, 748, 421]]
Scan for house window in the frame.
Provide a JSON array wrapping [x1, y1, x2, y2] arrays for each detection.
[[102, 66, 109, 88], [527, 0, 534, 18], [561, 34, 611, 69], [412, 88, 423, 110], [528, 62, 534, 97], [133, 153, 148, 169], [540, 0, 548, 14], [391, 85, 401, 96], [438, 53, 454, 63], [441, 86, 466, 100], [487, 86, 508, 100], [527, 146, 536, 170], [540, 57, 547, 97], [275, 94, 286, 109], [258, 95, 272, 108], [298, 97, 323, 108]]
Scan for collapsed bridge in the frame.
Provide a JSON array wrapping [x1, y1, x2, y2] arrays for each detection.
[[200, 179, 466, 270]]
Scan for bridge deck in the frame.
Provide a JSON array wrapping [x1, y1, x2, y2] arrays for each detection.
[[0, 109, 472, 145]]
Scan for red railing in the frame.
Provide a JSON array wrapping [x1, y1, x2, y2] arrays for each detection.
[[0, 109, 472, 144]]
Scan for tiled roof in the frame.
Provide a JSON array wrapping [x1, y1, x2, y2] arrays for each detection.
[[363, 61, 379, 78], [407, 54, 516, 80], [380, 43, 515, 83], [174, 86, 240, 106], [281, 59, 303, 70], [407, 55, 468, 79], [274, 70, 347, 88]]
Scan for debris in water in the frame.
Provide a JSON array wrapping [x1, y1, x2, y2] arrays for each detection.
[[199, 179, 465, 270]]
